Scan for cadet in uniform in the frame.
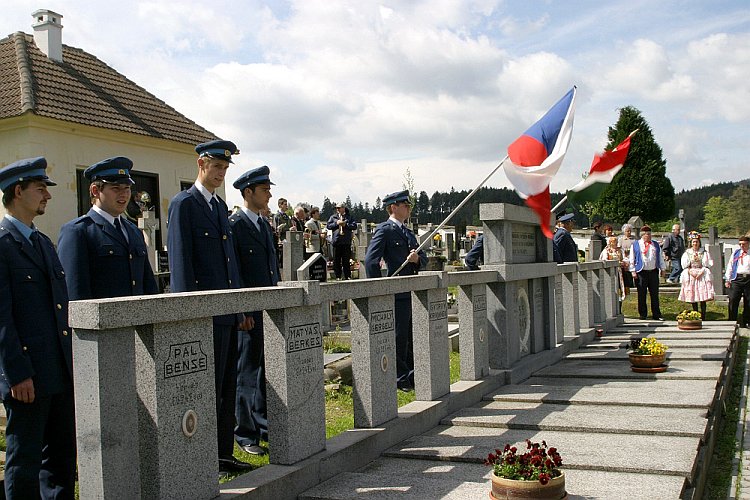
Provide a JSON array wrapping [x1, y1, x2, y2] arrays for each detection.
[[58, 157, 158, 300], [553, 212, 578, 263], [364, 190, 427, 390], [229, 166, 279, 456], [167, 140, 250, 473], [0, 157, 75, 499]]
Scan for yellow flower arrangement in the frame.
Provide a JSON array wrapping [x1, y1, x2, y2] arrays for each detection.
[[676, 310, 702, 321], [631, 337, 668, 356]]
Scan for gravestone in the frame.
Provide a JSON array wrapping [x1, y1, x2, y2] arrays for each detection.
[[479, 203, 557, 369], [282, 230, 305, 281], [298, 253, 328, 282], [446, 233, 456, 261]]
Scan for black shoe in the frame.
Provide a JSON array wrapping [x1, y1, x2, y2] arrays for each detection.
[[653, 316, 664, 321], [397, 381, 414, 392], [241, 444, 266, 456], [219, 456, 253, 472], [639, 316, 647, 320]]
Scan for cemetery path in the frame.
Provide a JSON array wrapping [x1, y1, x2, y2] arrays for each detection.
[[299, 319, 738, 500]]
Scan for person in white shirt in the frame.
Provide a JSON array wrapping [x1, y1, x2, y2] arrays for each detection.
[[628, 225, 666, 320], [725, 236, 750, 327]]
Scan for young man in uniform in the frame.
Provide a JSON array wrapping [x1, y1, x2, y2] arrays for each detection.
[[0, 157, 75, 499]]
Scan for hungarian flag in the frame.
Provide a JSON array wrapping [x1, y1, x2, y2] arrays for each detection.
[[504, 87, 576, 238], [567, 132, 635, 204]]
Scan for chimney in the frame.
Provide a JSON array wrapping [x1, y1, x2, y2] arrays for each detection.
[[31, 9, 64, 62]]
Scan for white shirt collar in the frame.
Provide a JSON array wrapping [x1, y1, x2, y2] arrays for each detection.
[[241, 207, 261, 227], [194, 180, 216, 207], [92, 204, 120, 226], [388, 216, 403, 227]]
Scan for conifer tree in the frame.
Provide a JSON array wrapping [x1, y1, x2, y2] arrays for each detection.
[[593, 106, 675, 223]]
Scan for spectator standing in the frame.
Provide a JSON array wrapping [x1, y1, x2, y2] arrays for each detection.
[[553, 212, 578, 263], [679, 232, 714, 320], [662, 224, 685, 284], [591, 221, 607, 247], [167, 140, 250, 473], [273, 198, 291, 239], [327, 202, 357, 279], [725, 236, 750, 328], [628, 225, 665, 320], [305, 206, 324, 255], [599, 236, 627, 300], [364, 190, 427, 390], [0, 158, 76, 499], [228, 166, 279, 457], [291, 205, 306, 232], [58, 157, 158, 300], [618, 223, 636, 290]]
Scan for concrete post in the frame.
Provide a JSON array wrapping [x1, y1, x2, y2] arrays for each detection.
[[412, 271, 450, 400], [458, 283, 489, 380]]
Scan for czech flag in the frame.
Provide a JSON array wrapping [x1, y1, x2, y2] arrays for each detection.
[[504, 87, 576, 238]]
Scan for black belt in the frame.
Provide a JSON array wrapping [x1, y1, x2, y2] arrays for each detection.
[[737, 273, 750, 278]]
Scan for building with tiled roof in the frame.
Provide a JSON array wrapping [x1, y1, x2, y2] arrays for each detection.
[[0, 9, 222, 256]]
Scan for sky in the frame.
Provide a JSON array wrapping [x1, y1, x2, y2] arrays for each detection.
[[3, 0, 749, 210]]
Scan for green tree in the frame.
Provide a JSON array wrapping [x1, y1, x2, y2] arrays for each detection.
[[727, 185, 750, 235], [701, 195, 732, 233], [593, 106, 675, 223]]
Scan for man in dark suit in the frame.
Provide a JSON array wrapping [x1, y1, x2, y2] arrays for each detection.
[[327, 202, 357, 279], [228, 166, 279, 456], [364, 190, 427, 391], [58, 157, 158, 300], [553, 212, 578, 263], [167, 140, 251, 473], [0, 157, 75, 499]]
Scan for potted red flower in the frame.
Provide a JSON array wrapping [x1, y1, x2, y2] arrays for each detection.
[[485, 439, 566, 499]]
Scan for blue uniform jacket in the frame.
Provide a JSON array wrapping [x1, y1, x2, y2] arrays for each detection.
[[229, 211, 279, 288], [57, 208, 158, 300], [167, 186, 241, 326], [553, 227, 578, 263], [0, 223, 71, 400], [464, 235, 484, 270], [364, 220, 428, 279]]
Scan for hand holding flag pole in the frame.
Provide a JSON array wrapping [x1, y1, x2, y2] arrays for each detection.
[[389, 155, 509, 277]]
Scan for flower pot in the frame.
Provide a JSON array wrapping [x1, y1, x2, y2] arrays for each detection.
[[490, 472, 566, 499], [678, 319, 702, 330], [628, 353, 666, 368]]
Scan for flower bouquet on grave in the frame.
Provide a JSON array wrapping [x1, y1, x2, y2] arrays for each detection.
[[485, 439, 566, 499]]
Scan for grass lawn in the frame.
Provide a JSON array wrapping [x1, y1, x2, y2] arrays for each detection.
[[619, 291, 728, 320]]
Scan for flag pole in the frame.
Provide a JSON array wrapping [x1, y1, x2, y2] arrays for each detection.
[[389, 155, 510, 277], [551, 195, 567, 215]]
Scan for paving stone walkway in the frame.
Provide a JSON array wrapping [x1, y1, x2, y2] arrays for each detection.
[[733, 328, 750, 500], [301, 319, 737, 500]]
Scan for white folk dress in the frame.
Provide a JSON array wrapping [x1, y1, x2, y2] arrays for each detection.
[[678, 248, 715, 303]]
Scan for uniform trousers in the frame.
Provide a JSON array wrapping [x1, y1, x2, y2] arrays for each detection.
[[395, 293, 415, 387], [214, 324, 239, 459], [235, 313, 268, 447], [332, 243, 352, 279], [3, 391, 76, 500]]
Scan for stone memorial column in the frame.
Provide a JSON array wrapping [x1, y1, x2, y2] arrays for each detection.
[[601, 262, 617, 321], [446, 232, 456, 261], [458, 282, 489, 380], [350, 294, 397, 427], [577, 263, 596, 329], [590, 265, 604, 324], [556, 264, 580, 338], [412, 271, 450, 400], [73, 327, 141, 499], [135, 318, 218, 499], [264, 281, 326, 464], [707, 243, 725, 296]]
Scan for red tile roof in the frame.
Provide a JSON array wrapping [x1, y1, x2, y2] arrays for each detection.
[[0, 32, 218, 145]]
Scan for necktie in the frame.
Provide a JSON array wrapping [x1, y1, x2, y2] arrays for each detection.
[[113, 218, 128, 243], [29, 230, 42, 256]]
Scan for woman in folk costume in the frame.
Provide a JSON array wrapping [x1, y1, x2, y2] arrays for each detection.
[[678, 231, 715, 319], [600, 236, 627, 300]]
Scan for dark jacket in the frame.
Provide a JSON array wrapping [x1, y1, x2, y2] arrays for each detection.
[[326, 209, 357, 246], [167, 186, 241, 326], [0, 222, 71, 400], [464, 235, 484, 270], [364, 220, 427, 278], [229, 210, 279, 288], [553, 227, 578, 263], [58, 208, 158, 300]]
